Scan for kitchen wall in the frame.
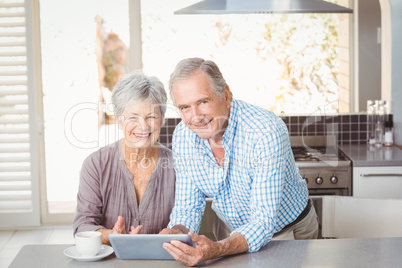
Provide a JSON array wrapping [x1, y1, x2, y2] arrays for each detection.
[[159, 114, 374, 149], [358, 0, 401, 145], [358, 0, 381, 110], [389, 0, 402, 145]]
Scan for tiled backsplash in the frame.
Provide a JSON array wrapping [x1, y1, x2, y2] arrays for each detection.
[[279, 114, 369, 145], [158, 118, 181, 149], [159, 114, 386, 148]]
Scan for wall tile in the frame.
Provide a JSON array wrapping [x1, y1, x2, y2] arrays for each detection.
[[159, 113, 380, 148]]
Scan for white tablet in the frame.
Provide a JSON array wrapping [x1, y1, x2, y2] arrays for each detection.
[[108, 234, 194, 260]]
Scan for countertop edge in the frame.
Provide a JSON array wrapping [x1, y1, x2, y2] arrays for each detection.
[[339, 144, 402, 167]]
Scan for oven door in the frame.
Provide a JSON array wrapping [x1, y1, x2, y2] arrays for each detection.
[[309, 188, 349, 238]]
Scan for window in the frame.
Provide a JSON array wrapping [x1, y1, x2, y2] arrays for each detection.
[[0, 0, 41, 227], [140, 0, 352, 116], [39, 0, 129, 222]]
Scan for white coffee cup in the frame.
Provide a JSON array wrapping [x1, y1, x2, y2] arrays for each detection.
[[75, 231, 102, 257]]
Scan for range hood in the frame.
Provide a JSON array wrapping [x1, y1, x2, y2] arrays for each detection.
[[174, 0, 353, 14]]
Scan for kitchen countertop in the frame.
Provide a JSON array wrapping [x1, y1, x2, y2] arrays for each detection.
[[339, 144, 402, 167], [9, 237, 402, 267]]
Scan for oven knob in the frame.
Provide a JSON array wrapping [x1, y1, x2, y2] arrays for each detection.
[[330, 175, 338, 184], [315, 176, 323, 184], [303, 177, 308, 184]]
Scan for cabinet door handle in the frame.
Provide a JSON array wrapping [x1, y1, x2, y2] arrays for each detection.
[[360, 173, 402, 177]]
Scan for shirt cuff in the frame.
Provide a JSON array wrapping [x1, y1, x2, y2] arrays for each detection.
[[231, 221, 273, 252]]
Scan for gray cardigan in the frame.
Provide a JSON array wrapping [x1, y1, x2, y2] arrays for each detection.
[[73, 140, 175, 235]]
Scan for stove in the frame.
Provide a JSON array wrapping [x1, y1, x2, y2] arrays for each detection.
[[292, 146, 348, 163], [290, 135, 352, 194]]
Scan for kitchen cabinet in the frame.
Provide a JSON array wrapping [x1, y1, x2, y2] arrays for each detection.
[[353, 166, 402, 198]]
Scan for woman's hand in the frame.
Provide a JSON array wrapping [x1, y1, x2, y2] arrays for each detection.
[[112, 215, 142, 234], [112, 216, 126, 234], [129, 225, 142, 234], [98, 216, 142, 245]]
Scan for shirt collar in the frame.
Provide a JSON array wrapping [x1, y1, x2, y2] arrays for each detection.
[[222, 99, 237, 147]]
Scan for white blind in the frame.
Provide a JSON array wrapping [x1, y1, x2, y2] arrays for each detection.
[[0, 0, 40, 226]]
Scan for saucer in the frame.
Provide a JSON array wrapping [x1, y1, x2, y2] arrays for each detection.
[[64, 245, 114, 262]]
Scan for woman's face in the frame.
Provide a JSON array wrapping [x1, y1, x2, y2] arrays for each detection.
[[119, 100, 162, 149]]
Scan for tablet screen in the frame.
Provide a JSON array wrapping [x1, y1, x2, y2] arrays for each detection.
[[108, 234, 194, 260]]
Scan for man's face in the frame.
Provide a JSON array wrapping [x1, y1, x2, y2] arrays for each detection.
[[172, 71, 231, 141]]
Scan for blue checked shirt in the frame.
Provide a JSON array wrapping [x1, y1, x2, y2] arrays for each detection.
[[168, 99, 309, 252]]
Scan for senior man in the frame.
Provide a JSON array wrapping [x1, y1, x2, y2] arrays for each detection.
[[161, 58, 318, 266]]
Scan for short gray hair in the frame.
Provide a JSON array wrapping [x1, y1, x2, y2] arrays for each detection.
[[112, 72, 167, 123], [169, 58, 231, 103]]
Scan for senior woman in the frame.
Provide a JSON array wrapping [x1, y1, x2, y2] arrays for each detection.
[[73, 73, 175, 245]]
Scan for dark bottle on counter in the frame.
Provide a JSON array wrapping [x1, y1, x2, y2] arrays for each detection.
[[384, 120, 394, 147]]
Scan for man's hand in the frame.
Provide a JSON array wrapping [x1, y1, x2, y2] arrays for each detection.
[[163, 232, 220, 266], [159, 224, 189, 235], [163, 232, 249, 267], [159, 228, 181, 234]]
